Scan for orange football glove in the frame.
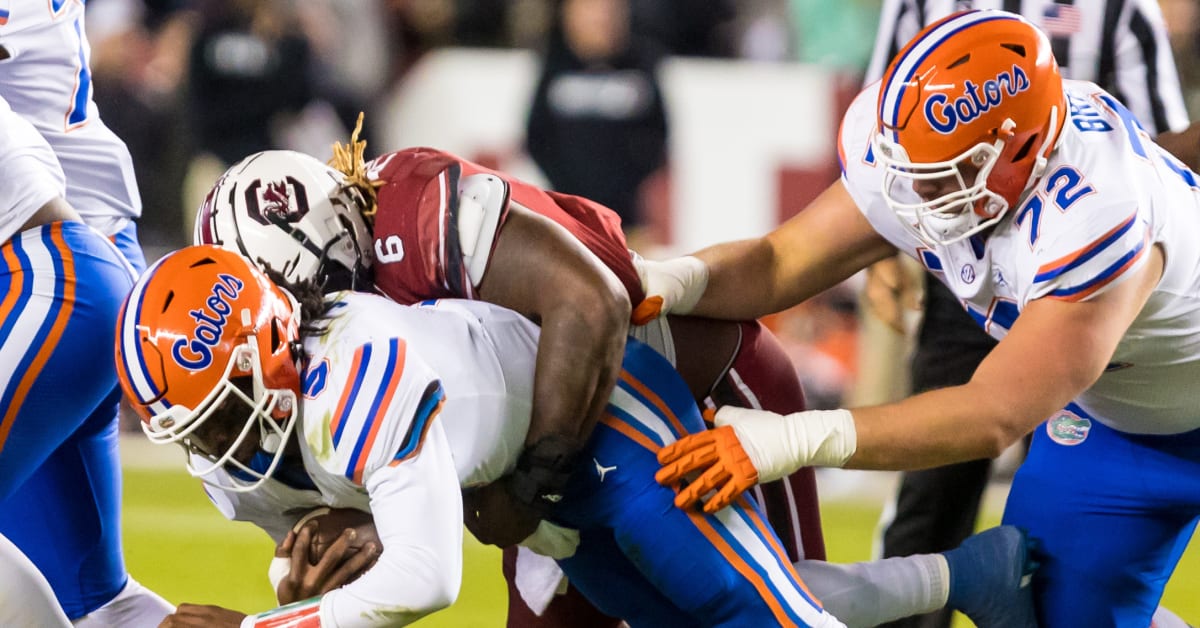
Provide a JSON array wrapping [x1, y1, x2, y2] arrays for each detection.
[[630, 296, 664, 326], [655, 424, 759, 514]]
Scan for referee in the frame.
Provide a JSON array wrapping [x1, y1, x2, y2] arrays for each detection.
[[860, 3, 1199, 628]]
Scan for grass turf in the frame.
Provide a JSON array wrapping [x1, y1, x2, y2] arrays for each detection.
[[123, 467, 1197, 626]]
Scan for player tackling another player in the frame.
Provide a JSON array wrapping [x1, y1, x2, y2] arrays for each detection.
[[644, 10, 1200, 627]]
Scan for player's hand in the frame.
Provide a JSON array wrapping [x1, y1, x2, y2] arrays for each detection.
[[630, 253, 709, 324], [863, 254, 921, 333], [275, 522, 379, 604], [655, 420, 759, 514], [157, 603, 246, 627], [462, 477, 542, 548]]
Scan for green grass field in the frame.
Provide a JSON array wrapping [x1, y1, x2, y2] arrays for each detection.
[[123, 466, 1199, 626]]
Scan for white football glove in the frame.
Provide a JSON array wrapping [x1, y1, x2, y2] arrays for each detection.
[[630, 252, 709, 321], [714, 406, 858, 482]]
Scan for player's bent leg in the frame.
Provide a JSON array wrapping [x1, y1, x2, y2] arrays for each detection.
[[0, 390, 131, 619], [0, 223, 133, 498], [684, 318, 825, 561], [794, 555, 947, 627], [555, 339, 842, 627], [0, 533, 71, 627], [71, 576, 175, 628], [1003, 411, 1200, 628]]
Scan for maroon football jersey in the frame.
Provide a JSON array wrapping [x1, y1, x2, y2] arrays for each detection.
[[366, 147, 644, 307]]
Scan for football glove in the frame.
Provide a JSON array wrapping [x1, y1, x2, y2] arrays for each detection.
[[630, 252, 709, 324], [657, 406, 857, 513]]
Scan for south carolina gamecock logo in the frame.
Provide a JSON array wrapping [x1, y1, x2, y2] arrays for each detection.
[[245, 177, 310, 225]]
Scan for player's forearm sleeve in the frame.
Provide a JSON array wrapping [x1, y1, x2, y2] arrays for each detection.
[[319, 424, 464, 626]]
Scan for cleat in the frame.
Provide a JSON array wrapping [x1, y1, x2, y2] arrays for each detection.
[[943, 525, 1038, 628]]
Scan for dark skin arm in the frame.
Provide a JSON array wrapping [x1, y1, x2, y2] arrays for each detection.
[[462, 203, 631, 547]]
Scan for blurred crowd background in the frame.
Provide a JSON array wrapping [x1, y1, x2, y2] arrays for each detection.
[[89, 0, 1200, 428]]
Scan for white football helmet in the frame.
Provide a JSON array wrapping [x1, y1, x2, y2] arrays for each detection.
[[194, 150, 375, 288]]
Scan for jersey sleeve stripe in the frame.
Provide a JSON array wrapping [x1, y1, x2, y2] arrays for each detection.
[[244, 595, 322, 627], [330, 345, 372, 447], [388, 381, 445, 466], [1044, 230, 1149, 301], [347, 338, 406, 483], [1033, 212, 1138, 281]]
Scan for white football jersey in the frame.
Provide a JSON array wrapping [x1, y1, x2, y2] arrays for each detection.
[[200, 293, 539, 625], [0, 95, 65, 242], [0, 1, 140, 235], [840, 79, 1200, 435]]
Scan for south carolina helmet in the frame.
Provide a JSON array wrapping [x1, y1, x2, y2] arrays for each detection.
[[194, 150, 374, 288], [873, 10, 1065, 246], [115, 245, 302, 492]]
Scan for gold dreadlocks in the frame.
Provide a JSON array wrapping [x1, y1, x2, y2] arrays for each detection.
[[329, 112, 385, 223]]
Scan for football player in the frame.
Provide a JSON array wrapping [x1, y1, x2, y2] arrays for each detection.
[[0, 95, 138, 624], [647, 10, 1200, 627], [193, 128, 825, 625], [187, 153, 1041, 628], [120, 246, 1038, 628], [118, 245, 846, 628], [0, 2, 171, 625]]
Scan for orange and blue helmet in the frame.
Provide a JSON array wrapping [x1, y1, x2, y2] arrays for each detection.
[[873, 10, 1065, 246], [115, 245, 302, 491]]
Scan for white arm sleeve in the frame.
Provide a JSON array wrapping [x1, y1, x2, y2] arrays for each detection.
[[319, 421, 464, 627]]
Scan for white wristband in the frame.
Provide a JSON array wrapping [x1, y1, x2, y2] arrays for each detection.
[[714, 407, 857, 481], [632, 253, 709, 316], [268, 556, 292, 603]]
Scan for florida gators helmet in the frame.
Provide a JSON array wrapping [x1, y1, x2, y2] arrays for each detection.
[[194, 150, 374, 289], [873, 10, 1065, 246], [115, 245, 302, 491]]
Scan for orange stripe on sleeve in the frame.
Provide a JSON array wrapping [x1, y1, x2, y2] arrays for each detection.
[[1046, 242, 1147, 302], [388, 398, 444, 468], [329, 349, 366, 440], [352, 341, 407, 484], [1036, 213, 1135, 276]]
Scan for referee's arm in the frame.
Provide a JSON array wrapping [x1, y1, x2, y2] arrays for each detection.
[[1114, 0, 1200, 169]]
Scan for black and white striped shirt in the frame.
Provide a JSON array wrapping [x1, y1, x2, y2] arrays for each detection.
[[864, 0, 1190, 135]]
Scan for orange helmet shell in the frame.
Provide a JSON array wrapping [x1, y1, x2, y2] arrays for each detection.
[[877, 10, 1065, 211], [116, 245, 301, 431]]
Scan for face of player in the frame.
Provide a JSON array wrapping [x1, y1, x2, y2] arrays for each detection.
[[183, 377, 264, 470], [910, 162, 982, 211]]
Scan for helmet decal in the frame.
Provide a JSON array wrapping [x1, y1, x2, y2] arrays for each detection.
[[924, 64, 1030, 134], [115, 245, 303, 492], [246, 177, 311, 226], [873, 10, 1065, 246], [171, 273, 245, 371]]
